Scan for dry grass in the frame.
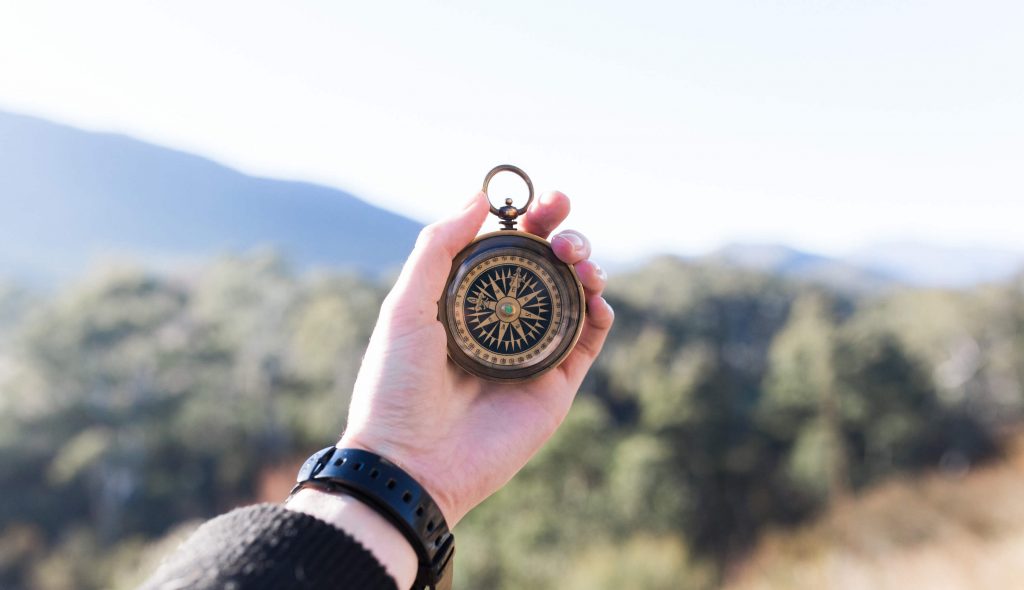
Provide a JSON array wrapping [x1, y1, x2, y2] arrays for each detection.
[[726, 437, 1024, 590]]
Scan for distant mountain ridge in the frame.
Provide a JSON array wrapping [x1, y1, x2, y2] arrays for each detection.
[[0, 110, 422, 283], [2, 110, 1021, 290], [710, 242, 1024, 291], [706, 244, 895, 294]]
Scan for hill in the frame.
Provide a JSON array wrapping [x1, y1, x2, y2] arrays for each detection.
[[5, 110, 1023, 290], [708, 244, 895, 294], [0, 111, 422, 282], [710, 242, 1024, 292]]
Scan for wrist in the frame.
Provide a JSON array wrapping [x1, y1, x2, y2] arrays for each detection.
[[337, 434, 463, 526], [286, 486, 417, 590], [292, 446, 456, 589]]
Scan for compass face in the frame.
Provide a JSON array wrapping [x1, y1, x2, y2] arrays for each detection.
[[441, 232, 585, 381], [459, 256, 559, 359]]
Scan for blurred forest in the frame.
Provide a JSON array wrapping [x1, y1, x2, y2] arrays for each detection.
[[1, 253, 1022, 589]]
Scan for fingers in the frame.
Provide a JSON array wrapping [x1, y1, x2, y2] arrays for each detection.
[[560, 292, 615, 382], [573, 259, 608, 294], [551, 230, 592, 265], [552, 227, 611, 382], [520, 191, 570, 239], [385, 192, 490, 319]]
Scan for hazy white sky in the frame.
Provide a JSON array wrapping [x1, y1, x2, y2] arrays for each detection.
[[1, 1, 1022, 262]]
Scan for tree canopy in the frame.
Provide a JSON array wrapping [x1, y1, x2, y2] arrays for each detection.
[[0, 255, 1020, 589]]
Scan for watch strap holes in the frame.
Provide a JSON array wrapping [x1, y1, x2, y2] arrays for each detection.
[[291, 447, 454, 589]]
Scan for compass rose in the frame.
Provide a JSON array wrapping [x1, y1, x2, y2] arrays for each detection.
[[464, 264, 550, 354]]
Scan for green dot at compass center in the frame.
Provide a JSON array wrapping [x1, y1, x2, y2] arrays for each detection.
[[502, 303, 515, 315]]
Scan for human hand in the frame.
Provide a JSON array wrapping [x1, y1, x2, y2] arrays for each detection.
[[339, 189, 614, 526]]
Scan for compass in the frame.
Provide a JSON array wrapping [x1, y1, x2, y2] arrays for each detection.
[[440, 165, 586, 381]]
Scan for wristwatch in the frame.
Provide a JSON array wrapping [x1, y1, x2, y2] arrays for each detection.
[[290, 447, 455, 590]]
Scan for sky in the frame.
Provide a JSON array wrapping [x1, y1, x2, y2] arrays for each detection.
[[0, 1, 1022, 263]]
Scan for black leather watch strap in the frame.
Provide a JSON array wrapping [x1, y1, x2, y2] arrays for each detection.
[[290, 447, 455, 590]]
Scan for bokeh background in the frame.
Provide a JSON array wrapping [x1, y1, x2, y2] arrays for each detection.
[[2, 2, 1024, 589]]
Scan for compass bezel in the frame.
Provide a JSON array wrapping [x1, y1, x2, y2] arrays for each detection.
[[440, 231, 586, 382]]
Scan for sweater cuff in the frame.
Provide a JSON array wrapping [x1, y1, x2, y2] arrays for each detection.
[[139, 503, 398, 590]]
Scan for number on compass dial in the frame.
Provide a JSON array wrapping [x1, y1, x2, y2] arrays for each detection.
[[453, 254, 562, 365]]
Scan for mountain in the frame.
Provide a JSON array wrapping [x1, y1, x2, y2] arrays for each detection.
[[0, 111, 422, 283], [707, 243, 896, 294], [710, 242, 1024, 291], [3, 110, 1021, 290], [847, 242, 1024, 289]]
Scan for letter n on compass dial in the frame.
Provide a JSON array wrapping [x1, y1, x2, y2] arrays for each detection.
[[454, 254, 562, 366]]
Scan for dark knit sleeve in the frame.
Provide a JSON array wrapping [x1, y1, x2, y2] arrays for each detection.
[[139, 503, 398, 590]]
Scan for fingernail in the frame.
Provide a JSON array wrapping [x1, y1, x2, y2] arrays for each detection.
[[561, 233, 584, 251], [593, 261, 607, 282]]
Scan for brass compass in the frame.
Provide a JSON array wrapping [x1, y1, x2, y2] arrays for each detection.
[[440, 165, 586, 382]]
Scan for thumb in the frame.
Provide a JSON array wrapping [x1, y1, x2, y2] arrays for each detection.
[[385, 192, 490, 317]]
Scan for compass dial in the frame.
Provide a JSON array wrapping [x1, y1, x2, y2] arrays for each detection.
[[441, 232, 585, 381], [457, 255, 560, 361]]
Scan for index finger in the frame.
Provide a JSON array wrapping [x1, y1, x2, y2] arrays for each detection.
[[520, 191, 570, 239]]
